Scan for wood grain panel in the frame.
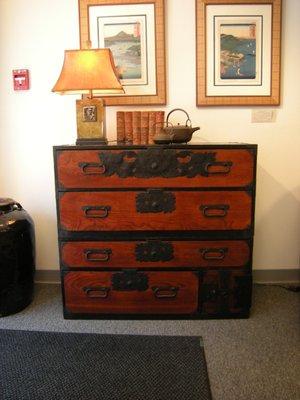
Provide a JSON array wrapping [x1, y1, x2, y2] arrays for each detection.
[[56, 149, 254, 189], [64, 271, 198, 314], [61, 240, 250, 269], [59, 190, 252, 232]]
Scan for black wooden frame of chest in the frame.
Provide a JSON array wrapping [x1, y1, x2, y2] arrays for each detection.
[[53, 143, 257, 320]]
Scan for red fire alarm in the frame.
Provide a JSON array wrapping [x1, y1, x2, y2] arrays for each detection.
[[13, 69, 30, 90]]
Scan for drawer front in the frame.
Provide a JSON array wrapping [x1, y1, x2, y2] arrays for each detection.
[[61, 240, 250, 269], [59, 190, 252, 232], [199, 270, 252, 316], [63, 271, 198, 314], [56, 148, 255, 189]]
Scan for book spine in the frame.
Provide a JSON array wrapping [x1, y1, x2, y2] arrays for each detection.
[[155, 111, 165, 135], [140, 111, 149, 145], [116, 111, 125, 143], [148, 112, 157, 144], [132, 111, 141, 145], [124, 112, 133, 143]]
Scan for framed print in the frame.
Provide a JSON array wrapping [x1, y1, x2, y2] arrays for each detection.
[[196, 0, 281, 106], [78, 0, 166, 105]]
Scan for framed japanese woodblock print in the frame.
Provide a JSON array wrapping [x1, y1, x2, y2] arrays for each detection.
[[196, 0, 281, 106], [78, 0, 166, 105]]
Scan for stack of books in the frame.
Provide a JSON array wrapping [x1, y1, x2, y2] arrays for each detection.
[[116, 111, 165, 144]]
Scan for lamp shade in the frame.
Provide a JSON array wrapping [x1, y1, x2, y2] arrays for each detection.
[[52, 48, 124, 95]]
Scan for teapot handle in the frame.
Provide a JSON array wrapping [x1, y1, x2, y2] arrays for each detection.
[[166, 108, 192, 127]]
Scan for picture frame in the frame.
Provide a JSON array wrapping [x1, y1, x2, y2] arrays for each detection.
[[196, 0, 281, 106], [78, 0, 166, 106]]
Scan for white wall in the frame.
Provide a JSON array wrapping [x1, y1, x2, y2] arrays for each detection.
[[0, 0, 299, 271]]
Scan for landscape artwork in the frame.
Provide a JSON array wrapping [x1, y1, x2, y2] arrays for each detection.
[[104, 22, 144, 82], [220, 23, 256, 79]]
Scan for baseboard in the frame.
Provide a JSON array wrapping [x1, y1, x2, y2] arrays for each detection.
[[34, 269, 300, 285], [35, 270, 60, 284], [253, 269, 300, 284]]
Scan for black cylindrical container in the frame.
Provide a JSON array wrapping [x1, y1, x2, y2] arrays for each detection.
[[0, 198, 35, 316]]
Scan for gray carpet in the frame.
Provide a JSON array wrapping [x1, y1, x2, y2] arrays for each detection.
[[0, 284, 299, 400]]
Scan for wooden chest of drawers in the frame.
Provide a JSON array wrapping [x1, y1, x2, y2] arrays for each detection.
[[53, 144, 257, 319]]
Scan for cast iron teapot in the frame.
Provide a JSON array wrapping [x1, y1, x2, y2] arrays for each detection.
[[154, 108, 200, 144]]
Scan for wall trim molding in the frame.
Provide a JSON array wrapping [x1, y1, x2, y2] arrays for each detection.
[[35, 270, 60, 284], [35, 269, 300, 285], [253, 269, 300, 284]]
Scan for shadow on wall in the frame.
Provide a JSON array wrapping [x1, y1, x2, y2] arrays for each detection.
[[253, 165, 300, 270], [32, 212, 59, 270]]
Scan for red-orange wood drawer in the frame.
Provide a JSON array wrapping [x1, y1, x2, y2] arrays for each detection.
[[59, 191, 252, 231], [63, 271, 198, 314], [56, 149, 254, 189], [61, 240, 250, 269]]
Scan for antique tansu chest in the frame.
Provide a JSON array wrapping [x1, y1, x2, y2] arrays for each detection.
[[53, 144, 257, 319]]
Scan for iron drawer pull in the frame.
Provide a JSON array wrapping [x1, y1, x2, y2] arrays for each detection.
[[84, 249, 112, 262], [82, 206, 111, 218], [83, 286, 110, 298], [200, 204, 229, 218], [152, 286, 179, 299], [204, 161, 233, 175], [79, 162, 106, 175], [200, 247, 228, 260]]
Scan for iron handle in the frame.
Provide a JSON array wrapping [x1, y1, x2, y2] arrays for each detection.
[[79, 162, 106, 175], [84, 249, 112, 262], [83, 286, 110, 298], [204, 161, 233, 175], [82, 205, 111, 218], [152, 286, 179, 299], [200, 247, 228, 260], [200, 204, 229, 218], [166, 108, 192, 127]]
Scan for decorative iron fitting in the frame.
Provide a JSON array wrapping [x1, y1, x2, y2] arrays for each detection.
[[201, 273, 252, 310], [97, 149, 217, 178], [201, 284, 231, 302], [136, 190, 176, 213], [112, 271, 149, 291], [135, 240, 174, 262]]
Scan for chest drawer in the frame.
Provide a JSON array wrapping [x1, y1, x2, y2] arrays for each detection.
[[200, 270, 252, 317], [63, 271, 198, 315], [61, 240, 250, 269], [56, 148, 255, 189], [59, 190, 252, 232]]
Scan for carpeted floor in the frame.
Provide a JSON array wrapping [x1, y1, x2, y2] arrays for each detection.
[[0, 284, 299, 400]]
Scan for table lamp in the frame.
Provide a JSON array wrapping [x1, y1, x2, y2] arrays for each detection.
[[52, 48, 124, 145]]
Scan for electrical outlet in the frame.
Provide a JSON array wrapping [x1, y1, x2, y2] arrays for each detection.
[[251, 109, 276, 123]]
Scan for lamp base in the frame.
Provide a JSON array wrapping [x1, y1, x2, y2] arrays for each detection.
[[76, 98, 106, 143], [76, 138, 108, 146]]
